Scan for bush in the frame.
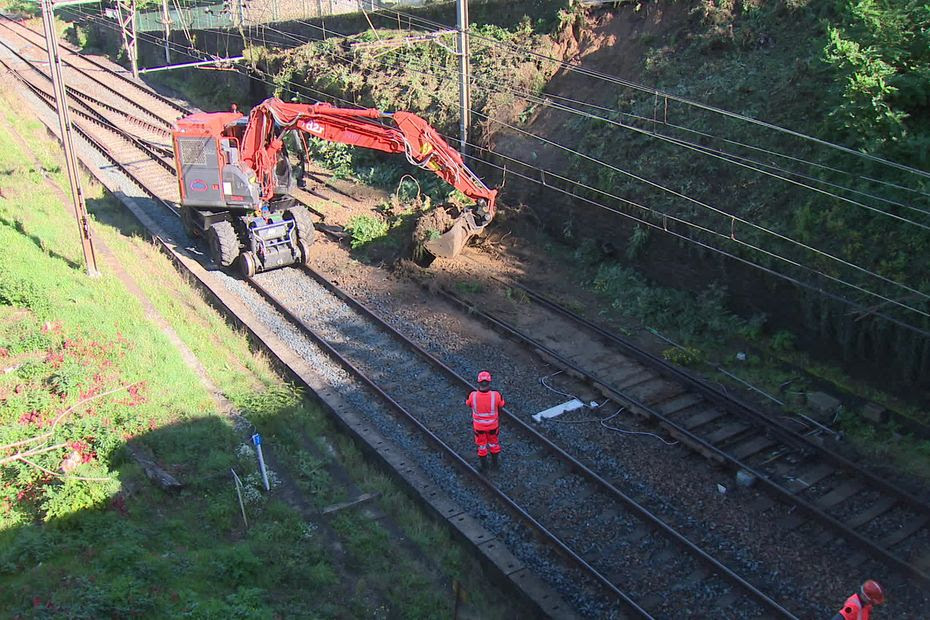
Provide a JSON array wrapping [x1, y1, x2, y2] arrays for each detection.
[[0, 273, 47, 314], [770, 329, 796, 353], [345, 215, 389, 249], [662, 346, 704, 366], [40, 465, 119, 520]]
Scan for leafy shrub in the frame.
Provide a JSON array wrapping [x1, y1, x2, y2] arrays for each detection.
[[305, 138, 355, 179], [209, 546, 263, 586], [48, 357, 86, 397], [0, 273, 47, 314], [770, 329, 796, 353], [40, 465, 119, 520], [662, 346, 704, 366], [573, 238, 603, 265], [625, 225, 650, 260], [345, 215, 389, 249]]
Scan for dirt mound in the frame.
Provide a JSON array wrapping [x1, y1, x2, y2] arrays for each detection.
[[413, 206, 455, 244], [412, 206, 456, 263]]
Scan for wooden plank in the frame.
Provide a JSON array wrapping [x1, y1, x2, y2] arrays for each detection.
[[703, 423, 750, 445], [616, 368, 656, 390], [813, 481, 863, 510], [878, 515, 928, 548], [784, 463, 835, 494], [682, 409, 726, 431], [655, 393, 703, 415], [845, 497, 896, 529], [730, 435, 777, 460], [126, 444, 182, 492]]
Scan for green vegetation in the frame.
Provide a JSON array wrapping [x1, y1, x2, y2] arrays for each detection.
[[556, 0, 930, 382], [239, 2, 928, 455], [0, 86, 521, 618], [581, 255, 930, 479], [346, 213, 390, 248], [824, 0, 930, 162]]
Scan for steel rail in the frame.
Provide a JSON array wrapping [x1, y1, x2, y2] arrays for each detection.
[[434, 282, 930, 588], [493, 272, 930, 515], [0, 26, 803, 612], [1, 43, 649, 615], [0, 35, 178, 175], [0, 16, 185, 126], [246, 275, 654, 619], [295, 264, 797, 619], [22, 77, 177, 176], [2, 49, 615, 618]]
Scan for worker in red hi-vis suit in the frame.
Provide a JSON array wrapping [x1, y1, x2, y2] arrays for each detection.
[[832, 580, 885, 620], [467, 371, 504, 471]]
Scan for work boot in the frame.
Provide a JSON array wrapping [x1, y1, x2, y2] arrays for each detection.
[[491, 453, 500, 469], [479, 456, 489, 472]]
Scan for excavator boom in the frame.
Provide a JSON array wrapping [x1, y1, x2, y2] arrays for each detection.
[[241, 98, 497, 222]]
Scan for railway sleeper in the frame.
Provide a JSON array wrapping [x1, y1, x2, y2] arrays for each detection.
[[664, 423, 727, 464]]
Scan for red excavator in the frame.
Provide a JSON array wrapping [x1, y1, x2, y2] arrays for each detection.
[[172, 97, 497, 275]]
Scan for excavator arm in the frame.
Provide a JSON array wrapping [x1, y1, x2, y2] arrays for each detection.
[[240, 98, 497, 257]]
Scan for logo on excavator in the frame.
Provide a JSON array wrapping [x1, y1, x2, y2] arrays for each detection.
[[304, 121, 325, 135], [189, 179, 208, 192]]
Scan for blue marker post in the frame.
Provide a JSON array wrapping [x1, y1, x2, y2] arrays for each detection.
[[252, 433, 270, 491]]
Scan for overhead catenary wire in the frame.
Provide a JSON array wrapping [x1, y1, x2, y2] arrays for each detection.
[[58, 8, 930, 334], [224, 19, 930, 317], [349, 6, 930, 217], [366, 0, 930, 183], [214, 17, 930, 241], [66, 9, 930, 325]]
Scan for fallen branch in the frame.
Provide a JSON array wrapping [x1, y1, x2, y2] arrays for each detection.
[[18, 456, 112, 483], [0, 382, 140, 454], [0, 442, 67, 467]]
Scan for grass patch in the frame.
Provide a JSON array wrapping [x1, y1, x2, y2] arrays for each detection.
[[0, 84, 526, 617]]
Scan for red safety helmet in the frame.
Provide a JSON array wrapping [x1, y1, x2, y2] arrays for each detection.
[[860, 580, 885, 605], [477, 371, 492, 383]]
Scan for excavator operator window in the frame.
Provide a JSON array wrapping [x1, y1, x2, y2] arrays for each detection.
[[220, 138, 241, 165]]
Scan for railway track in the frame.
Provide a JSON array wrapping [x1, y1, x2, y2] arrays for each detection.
[[2, 16, 928, 616], [247, 265, 798, 618], [0, 15, 187, 127], [0, 19, 179, 201], [433, 265, 930, 587], [0, 18, 798, 618]]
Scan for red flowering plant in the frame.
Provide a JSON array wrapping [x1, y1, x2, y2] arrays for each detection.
[[1, 319, 131, 525]]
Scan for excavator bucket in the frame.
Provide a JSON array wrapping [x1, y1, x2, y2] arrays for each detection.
[[423, 217, 473, 259]]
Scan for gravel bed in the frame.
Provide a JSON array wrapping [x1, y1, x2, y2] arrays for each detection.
[[313, 250, 930, 619], [29, 85, 625, 614], [253, 267, 774, 618], [38, 54, 926, 613], [216, 270, 627, 618]]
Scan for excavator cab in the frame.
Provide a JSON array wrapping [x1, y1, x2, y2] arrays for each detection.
[[173, 110, 314, 276]]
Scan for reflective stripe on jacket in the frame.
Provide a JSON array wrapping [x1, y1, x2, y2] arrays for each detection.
[[467, 390, 504, 430], [838, 594, 871, 620]]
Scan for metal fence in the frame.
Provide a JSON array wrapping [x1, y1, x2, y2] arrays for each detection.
[[136, 0, 431, 33]]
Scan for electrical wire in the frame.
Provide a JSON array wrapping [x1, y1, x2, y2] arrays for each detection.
[[60, 8, 930, 334], [68, 9, 930, 323], [366, 0, 930, 183], [226, 19, 930, 318], [538, 370, 581, 401], [343, 7, 930, 220]]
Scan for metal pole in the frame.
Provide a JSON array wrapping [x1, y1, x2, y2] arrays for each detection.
[[115, 0, 139, 78], [161, 0, 171, 64], [41, 0, 100, 278], [251, 434, 270, 491], [456, 0, 470, 157]]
